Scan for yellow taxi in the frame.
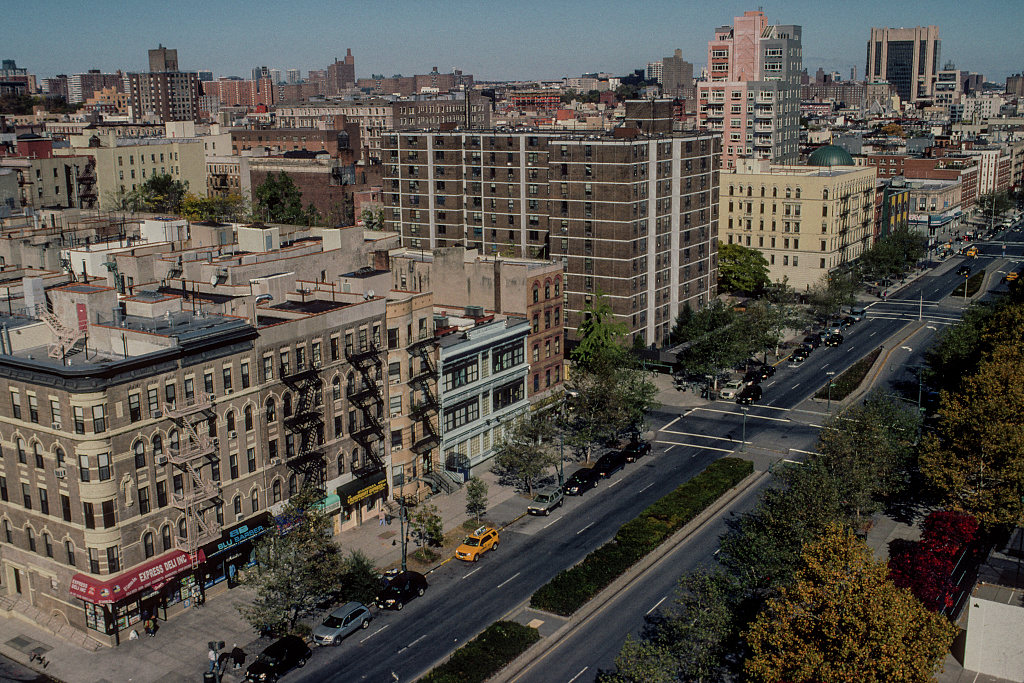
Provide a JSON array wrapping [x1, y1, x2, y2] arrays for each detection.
[[1006, 272, 1019, 283], [455, 525, 499, 562], [966, 246, 979, 258]]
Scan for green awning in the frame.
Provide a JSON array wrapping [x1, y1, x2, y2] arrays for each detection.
[[314, 494, 342, 514]]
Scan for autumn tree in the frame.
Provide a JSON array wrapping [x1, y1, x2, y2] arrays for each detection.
[[744, 525, 955, 683], [717, 242, 770, 295], [920, 343, 1024, 526]]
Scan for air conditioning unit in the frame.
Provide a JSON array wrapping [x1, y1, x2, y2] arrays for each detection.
[[228, 431, 237, 440], [54, 467, 66, 479], [271, 458, 282, 466], [390, 411, 401, 419], [52, 421, 62, 430], [225, 388, 233, 395], [235, 512, 244, 521], [156, 455, 168, 466]]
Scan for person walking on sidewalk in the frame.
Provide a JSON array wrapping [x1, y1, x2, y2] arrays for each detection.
[[208, 647, 218, 672], [378, 507, 386, 526]]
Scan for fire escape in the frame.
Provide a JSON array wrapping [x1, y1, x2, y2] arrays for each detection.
[[165, 392, 220, 565], [281, 357, 326, 490], [76, 160, 97, 210], [41, 311, 87, 360], [345, 341, 385, 475], [408, 336, 443, 489]]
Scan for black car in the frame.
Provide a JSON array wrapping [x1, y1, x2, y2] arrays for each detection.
[[622, 440, 652, 462], [743, 369, 762, 384], [789, 348, 809, 364], [563, 467, 600, 495], [376, 570, 428, 610], [757, 364, 776, 380], [595, 449, 627, 477], [802, 334, 821, 349], [245, 635, 311, 683], [841, 316, 856, 327], [736, 384, 763, 405], [824, 333, 844, 347]]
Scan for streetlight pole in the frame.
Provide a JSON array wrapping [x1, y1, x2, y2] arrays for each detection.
[[740, 406, 749, 452], [397, 498, 409, 572], [826, 371, 836, 411], [964, 271, 969, 301]]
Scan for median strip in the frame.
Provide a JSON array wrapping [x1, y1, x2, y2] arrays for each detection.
[[417, 621, 540, 683]]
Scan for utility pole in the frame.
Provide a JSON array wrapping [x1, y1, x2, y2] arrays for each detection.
[[826, 371, 836, 411], [740, 406, 749, 452]]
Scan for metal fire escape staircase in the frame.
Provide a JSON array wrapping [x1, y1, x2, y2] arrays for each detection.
[[41, 312, 87, 360], [408, 337, 451, 493], [281, 359, 327, 490], [165, 393, 220, 567], [344, 341, 386, 475]]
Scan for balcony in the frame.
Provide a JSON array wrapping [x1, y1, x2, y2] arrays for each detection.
[[412, 431, 440, 455], [347, 381, 382, 405], [164, 393, 212, 419], [345, 342, 381, 365], [409, 362, 437, 386], [410, 393, 439, 420], [409, 335, 436, 352], [167, 436, 217, 465], [353, 414, 385, 444], [280, 361, 320, 385]]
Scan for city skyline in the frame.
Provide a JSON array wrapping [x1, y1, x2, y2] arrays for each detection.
[[7, 0, 1024, 83]]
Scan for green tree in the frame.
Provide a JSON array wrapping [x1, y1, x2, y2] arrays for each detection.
[[571, 293, 628, 371], [807, 271, 858, 319], [977, 191, 1014, 216], [180, 192, 249, 222], [239, 486, 346, 635], [465, 476, 488, 522], [361, 206, 386, 230], [926, 298, 1024, 393], [254, 171, 315, 224], [744, 525, 955, 683], [671, 300, 751, 382], [492, 412, 557, 494], [717, 242, 770, 295], [410, 502, 444, 548], [339, 549, 382, 606], [121, 173, 189, 213]]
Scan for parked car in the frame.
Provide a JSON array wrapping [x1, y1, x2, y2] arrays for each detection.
[[736, 384, 763, 405], [757, 364, 776, 380], [563, 467, 600, 495], [455, 526, 499, 561], [376, 570, 428, 609], [719, 379, 745, 400], [622, 440, 652, 462], [245, 635, 312, 682], [312, 602, 372, 646], [528, 487, 565, 516], [789, 348, 809, 364], [802, 334, 821, 349], [824, 333, 844, 347], [743, 369, 762, 384], [595, 449, 627, 478]]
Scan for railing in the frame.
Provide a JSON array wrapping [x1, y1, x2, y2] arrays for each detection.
[[164, 393, 213, 419], [345, 342, 381, 364], [167, 436, 217, 464]]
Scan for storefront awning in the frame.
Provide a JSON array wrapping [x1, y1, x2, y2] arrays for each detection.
[[337, 471, 388, 506], [69, 549, 205, 605], [314, 493, 342, 514]]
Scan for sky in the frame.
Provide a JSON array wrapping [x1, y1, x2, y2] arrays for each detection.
[[7, 0, 1024, 83]]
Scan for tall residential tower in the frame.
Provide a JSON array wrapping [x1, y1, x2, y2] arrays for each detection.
[[866, 26, 941, 104]]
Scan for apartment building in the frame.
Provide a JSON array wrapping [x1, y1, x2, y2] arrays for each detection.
[[381, 118, 720, 346], [67, 71, 123, 105], [866, 26, 941, 103], [0, 153, 98, 211], [719, 156, 876, 290], [698, 10, 802, 168]]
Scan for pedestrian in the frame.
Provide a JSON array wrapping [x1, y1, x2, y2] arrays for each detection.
[[231, 644, 245, 669], [378, 507, 386, 526], [144, 617, 155, 637], [208, 647, 218, 672]]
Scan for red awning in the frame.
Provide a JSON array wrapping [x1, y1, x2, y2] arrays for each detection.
[[69, 549, 205, 605]]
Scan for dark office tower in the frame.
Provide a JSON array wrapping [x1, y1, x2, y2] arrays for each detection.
[[866, 26, 940, 103]]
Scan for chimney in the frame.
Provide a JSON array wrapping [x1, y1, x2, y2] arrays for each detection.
[[373, 249, 389, 271]]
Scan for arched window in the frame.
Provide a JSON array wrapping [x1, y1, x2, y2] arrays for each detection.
[[152, 435, 163, 456], [554, 278, 560, 297], [272, 479, 282, 503], [288, 473, 298, 497], [16, 438, 26, 464], [161, 524, 172, 551], [337, 452, 345, 476], [43, 532, 52, 558], [55, 447, 65, 467], [772, 187, 778, 198], [244, 406, 253, 431], [26, 526, 35, 552], [233, 495, 241, 516], [544, 281, 551, 299], [760, 186, 766, 197], [283, 393, 292, 418], [332, 377, 341, 401], [823, 188, 829, 200], [251, 489, 260, 513], [795, 187, 801, 199], [346, 373, 356, 396], [143, 532, 155, 559], [729, 185, 734, 196], [226, 410, 235, 433], [532, 285, 539, 303], [265, 398, 276, 422], [747, 186, 752, 197], [33, 442, 43, 468], [134, 441, 146, 469], [785, 187, 792, 198], [65, 539, 75, 565], [169, 430, 179, 453], [178, 517, 186, 540]]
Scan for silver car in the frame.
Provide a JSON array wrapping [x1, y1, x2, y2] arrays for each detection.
[[311, 602, 372, 646], [528, 486, 564, 515]]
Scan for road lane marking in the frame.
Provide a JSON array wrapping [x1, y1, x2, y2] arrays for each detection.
[[821, 363, 829, 368], [397, 632, 427, 652], [646, 596, 667, 615], [360, 624, 389, 643], [664, 444, 676, 453], [791, 383, 800, 389], [638, 483, 654, 493], [662, 416, 680, 431], [655, 439, 736, 453], [690, 407, 791, 422], [870, 330, 877, 336], [576, 522, 595, 535], [542, 517, 560, 529], [463, 566, 483, 579], [567, 667, 589, 683], [608, 478, 623, 487], [496, 572, 521, 589], [662, 429, 742, 443]]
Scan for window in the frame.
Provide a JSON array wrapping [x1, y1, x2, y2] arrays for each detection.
[[92, 405, 106, 433], [272, 479, 282, 503], [165, 382, 176, 405], [247, 447, 256, 473], [443, 359, 479, 391], [43, 532, 53, 558], [229, 453, 238, 479], [83, 501, 95, 529], [241, 362, 251, 389], [73, 406, 85, 434], [16, 438, 25, 464], [28, 395, 38, 423], [61, 494, 71, 521], [156, 480, 167, 508], [222, 367, 232, 392], [244, 406, 254, 431], [263, 355, 274, 381], [39, 487, 49, 515], [147, 388, 159, 415], [26, 527, 35, 552], [33, 442, 43, 469], [184, 377, 195, 401], [107, 546, 119, 573], [0, 476, 6, 501], [226, 410, 235, 433], [493, 378, 525, 410], [161, 525, 171, 551], [492, 341, 525, 372], [139, 486, 150, 514], [79, 454, 90, 482], [128, 393, 141, 421], [251, 489, 260, 513], [102, 500, 115, 528], [233, 495, 242, 516], [98, 453, 111, 481], [10, 391, 20, 419], [204, 371, 214, 394], [65, 540, 75, 566], [22, 482, 32, 509], [266, 398, 276, 422], [134, 441, 146, 469], [443, 398, 479, 431], [50, 399, 62, 427], [1, 520, 10, 543], [143, 532, 155, 559]]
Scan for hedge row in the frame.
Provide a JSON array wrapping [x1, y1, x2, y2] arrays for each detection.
[[813, 346, 883, 401], [951, 268, 985, 297], [419, 620, 540, 683], [530, 457, 752, 616]]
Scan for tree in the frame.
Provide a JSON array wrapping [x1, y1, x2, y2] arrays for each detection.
[[743, 525, 956, 683], [920, 343, 1024, 526], [361, 206, 385, 230], [180, 193, 249, 222], [339, 549, 382, 606], [671, 301, 754, 382], [807, 271, 858, 319], [121, 174, 189, 214], [254, 171, 315, 224], [465, 476, 488, 522], [977, 191, 1014, 216], [571, 293, 627, 371], [410, 502, 444, 548], [492, 412, 557, 494], [239, 486, 346, 636], [717, 242, 770, 295]]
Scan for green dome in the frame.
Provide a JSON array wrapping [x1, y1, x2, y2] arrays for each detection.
[[807, 145, 855, 167]]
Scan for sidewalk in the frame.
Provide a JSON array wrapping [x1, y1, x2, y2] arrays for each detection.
[[0, 470, 520, 683]]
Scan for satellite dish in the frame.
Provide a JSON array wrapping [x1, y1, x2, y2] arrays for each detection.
[[210, 274, 218, 287], [367, 289, 375, 299]]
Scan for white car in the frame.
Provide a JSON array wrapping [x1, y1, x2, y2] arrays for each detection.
[[719, 380, 745, 400]]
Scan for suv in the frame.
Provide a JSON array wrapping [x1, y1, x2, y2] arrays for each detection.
[[736, 384, 762, 405], [622, 440, 651, 462], [719, 380, 745, 400], [528, 487, 564, 516], [757, 364, 776, 380], [824, 333, 844, 347], [376, 570, 428, 609], [595, 449, 627, 477], [455, 526, 499, 561], [312, 602, 372, 646], [802, 334, 821, 349], [563, 467, 599, 495], [245, 635, 312, 682]]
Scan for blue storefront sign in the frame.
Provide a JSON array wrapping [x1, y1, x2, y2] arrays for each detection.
[[209, 519, 270, 559]]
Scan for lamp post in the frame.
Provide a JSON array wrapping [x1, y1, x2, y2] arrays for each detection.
[[826, 371, 836, 411], [558, 390, 579, 487], [740, 406, 749, 452], [396, 497, 410, 572], [963, 271, 970, 301]]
